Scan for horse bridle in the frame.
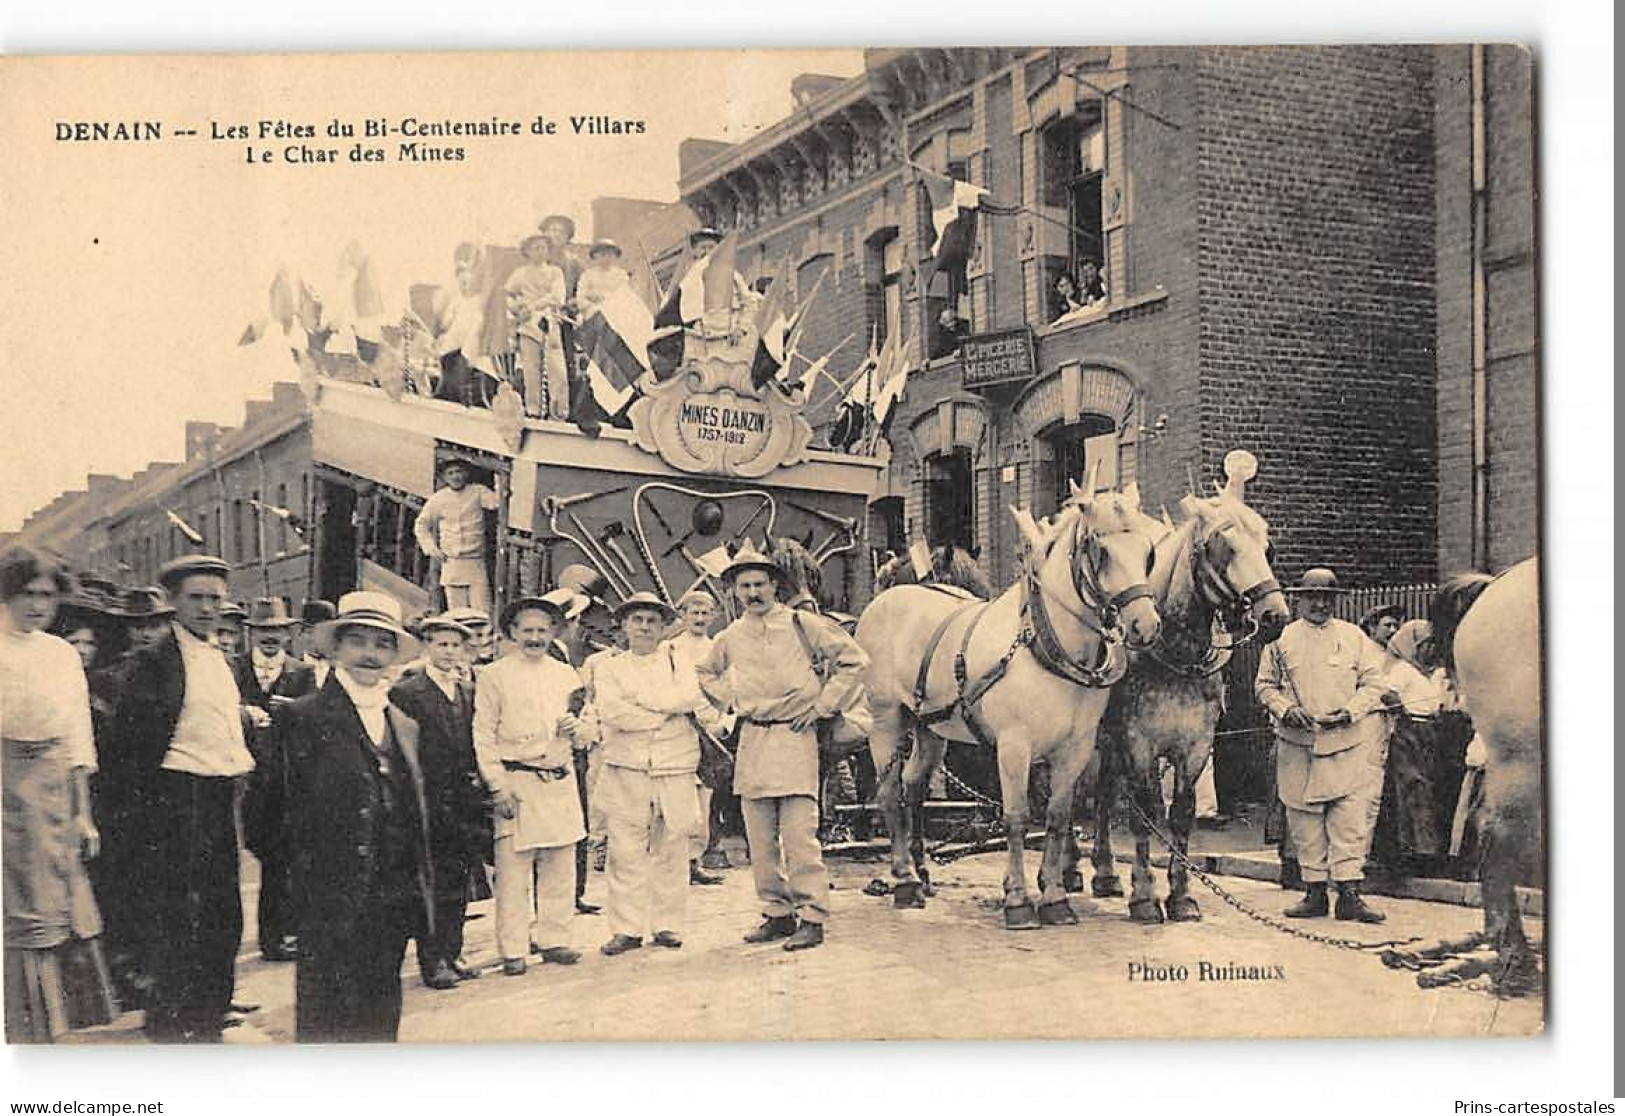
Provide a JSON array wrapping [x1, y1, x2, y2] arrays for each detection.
[[1191, 520, 1281, 646], [1022, 513, 1155, 652]]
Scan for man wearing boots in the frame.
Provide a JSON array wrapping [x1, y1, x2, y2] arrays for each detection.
[[696, 544, 868, 952], [1255, 568, 1391, 923]]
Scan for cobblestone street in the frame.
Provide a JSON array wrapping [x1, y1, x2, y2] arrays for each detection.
[[79, 842, 1541, 1045]]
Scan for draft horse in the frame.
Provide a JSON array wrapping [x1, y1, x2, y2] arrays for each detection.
[[1079, 452, 1291, 921], [1398, 558, 1542, 994], [856, 486, 1162, 929]]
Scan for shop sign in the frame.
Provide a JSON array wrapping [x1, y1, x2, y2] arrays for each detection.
[[960, 327, 1036, 390]]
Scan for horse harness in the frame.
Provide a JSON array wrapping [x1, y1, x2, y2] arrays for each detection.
[[908, 516, 1153, 749], [1148, 519, 1282, 678]]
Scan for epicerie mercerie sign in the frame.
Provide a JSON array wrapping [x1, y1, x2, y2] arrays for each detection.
[[960, 327, 1037, 390]]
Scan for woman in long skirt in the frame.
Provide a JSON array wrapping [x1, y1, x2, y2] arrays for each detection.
[[1370, 620, 1450, 879], [1, 547, 118, 1042]]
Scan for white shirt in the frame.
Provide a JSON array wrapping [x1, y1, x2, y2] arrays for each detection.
[[0, 620, 96, 770], [472, 653, 597, 796], [163, 623, 255, 777], [335, 667, 391, 746], [310, 659, 332, 689], [424, 663, 461, 704], [1254, 617, 1388, 749], [414, 483, 500, 561]]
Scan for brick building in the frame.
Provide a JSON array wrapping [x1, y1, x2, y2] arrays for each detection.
[[678, 46, 1445, 589], [1433, 45, 1539, 575]]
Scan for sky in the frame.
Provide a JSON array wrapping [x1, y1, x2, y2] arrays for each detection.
[[0, 48, 864, 530]]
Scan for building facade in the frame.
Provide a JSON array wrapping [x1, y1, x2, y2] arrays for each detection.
[[679, 46, 1445, 589]]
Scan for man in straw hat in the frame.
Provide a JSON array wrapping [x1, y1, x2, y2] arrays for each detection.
[[695, 543, 868, 951], [232, 598, 317, 963], [280, 591, 433, 1041], [504, 233, 569, 419], [474, 594, 599, 974], [413, 457, 501, 617], [574, 238, 629, 316], [108, 555, 254, 1042], [1255, 567, 1393, 924], [593, 593, 713, 955], [390, 614, 487, 990]]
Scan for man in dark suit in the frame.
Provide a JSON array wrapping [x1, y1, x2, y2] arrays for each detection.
[[232, 598, 317, 962], [109, 555, 254, 1043], [281, 591, 434, 1043], [389, 615, 486, 990]]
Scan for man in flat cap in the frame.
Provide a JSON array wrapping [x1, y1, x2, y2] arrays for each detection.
[[110, 555, 255, 1042], [1255, 567, 1392, 923]]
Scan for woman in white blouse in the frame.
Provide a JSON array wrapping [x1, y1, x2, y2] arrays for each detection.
[[0, 547, 117, 1042], [1370, 619, 1450, 879]]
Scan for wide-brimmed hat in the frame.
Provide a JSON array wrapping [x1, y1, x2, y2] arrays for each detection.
[[588, 238, 622, 258], [156, 554, 230, 592], [1287, 567, 1345, 594], [499, 595, 565, 633], [300, 599, 337, 626], [442, 606, 492, 631], [611, 591, 676, 624], [1359, 602, 1404, 631], [58, 576, 123, 622], [244, 597, 300, 628], [538, 213, 577, 239], [117, 586, 175, 620], [687, 226, 723, 248], [417, 614, 474, 641], [722, 541, 783, 583], [312, 591, 420, 660], [217, 602, 247, 626], [556, 564, 609, 604], [541, 587, 589, 622]]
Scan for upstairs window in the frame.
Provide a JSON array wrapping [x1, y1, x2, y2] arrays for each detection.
[[1039, 102, 1108, 321]]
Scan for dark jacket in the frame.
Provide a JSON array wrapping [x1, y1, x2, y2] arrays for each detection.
[[105, 626, 188, 777], [233, 655, 318, 857], [388, 670, 486, 868], [279, 676, 435, 951]]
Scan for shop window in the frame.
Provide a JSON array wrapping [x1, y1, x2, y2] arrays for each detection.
[[1039, 104, 1108, 320], [1045, 414, 1119, 515], [923, 448, 975, 550]]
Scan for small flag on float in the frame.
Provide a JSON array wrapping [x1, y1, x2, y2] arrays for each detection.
[[163, 508, 204, 547]]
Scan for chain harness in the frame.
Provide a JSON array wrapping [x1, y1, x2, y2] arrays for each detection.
[[909, 515, 1154, 750]]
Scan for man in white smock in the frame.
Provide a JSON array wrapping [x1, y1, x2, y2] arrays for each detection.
[[594, 593, 709, 955], [1255, 567, 1391, 923], [472, 595, 597, 974]]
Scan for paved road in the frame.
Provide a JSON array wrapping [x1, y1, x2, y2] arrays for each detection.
[[80, 843, 1541, 1044]]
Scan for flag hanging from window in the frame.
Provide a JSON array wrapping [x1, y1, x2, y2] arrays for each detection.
[[917, 166, 1020, 288], [571, 282, 651, 436], [163, 508, 204, 547]]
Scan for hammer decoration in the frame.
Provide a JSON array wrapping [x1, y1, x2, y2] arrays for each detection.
[[598, 521, 638, 581], [543, 495, 633, 600]]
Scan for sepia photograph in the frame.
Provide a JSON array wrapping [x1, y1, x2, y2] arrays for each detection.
[[0, 4, 1612, 1110]]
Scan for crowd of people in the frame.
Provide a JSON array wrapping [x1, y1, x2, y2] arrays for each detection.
[[0, 531, 868, 1044]]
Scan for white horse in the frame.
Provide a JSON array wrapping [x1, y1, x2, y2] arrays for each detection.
[[857, 486, 1162, 929], [1394, 557, 1542, 994]]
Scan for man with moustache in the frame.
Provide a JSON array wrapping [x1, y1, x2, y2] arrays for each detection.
[[295, 600, 337, 686], [1256, 568, 1392, 923], [110, 555, 255, 1042], [232, 598, 317, 963], [473, 596, 598, 975], [389, 615, 485, 989], [280, 592, 433, 1042], [696, 544, 868, 951], [666, 589, 730, 884]]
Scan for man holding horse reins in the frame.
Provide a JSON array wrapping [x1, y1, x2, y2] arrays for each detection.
[[695, 543, 869, 952], [1255, 567, 1391, 923]]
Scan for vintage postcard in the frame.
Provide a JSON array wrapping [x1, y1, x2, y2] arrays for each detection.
[[0, 45, 1544, 1047]]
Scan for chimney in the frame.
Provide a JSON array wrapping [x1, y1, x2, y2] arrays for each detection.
[[185, 421, 222, 459], [270, 381, 305, 410]]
